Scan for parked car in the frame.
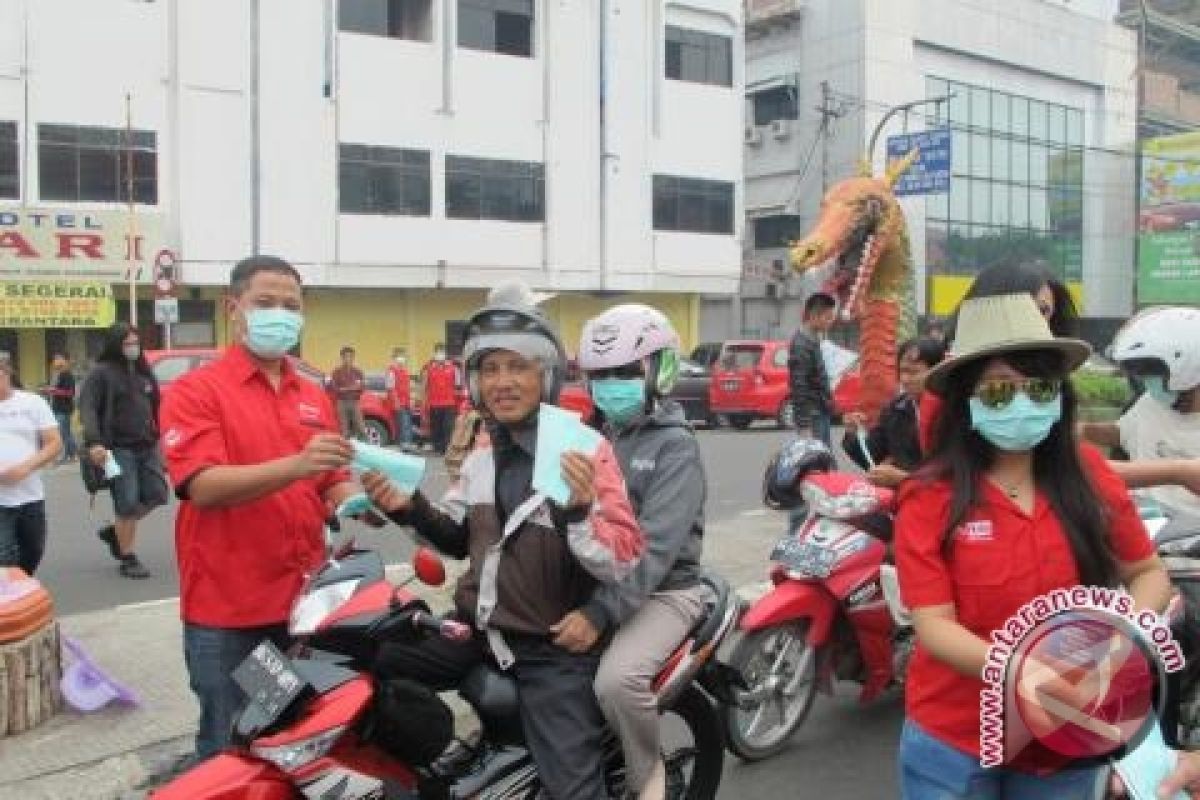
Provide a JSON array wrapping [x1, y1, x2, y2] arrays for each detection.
[[708, 339, 863, 430], [146, 349, 397, 446]]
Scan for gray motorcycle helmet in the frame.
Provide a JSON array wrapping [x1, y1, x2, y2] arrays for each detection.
[[462, 283, 567, 407]]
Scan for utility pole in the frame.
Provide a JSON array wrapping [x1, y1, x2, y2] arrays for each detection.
[[816, 81, 845, 192]]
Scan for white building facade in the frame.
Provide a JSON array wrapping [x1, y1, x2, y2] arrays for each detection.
[[0, 0, 743, 377], [726, 0, 1137, 345]]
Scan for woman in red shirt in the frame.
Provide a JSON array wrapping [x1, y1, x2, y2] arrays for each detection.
[[896, 293, 1171, 799]]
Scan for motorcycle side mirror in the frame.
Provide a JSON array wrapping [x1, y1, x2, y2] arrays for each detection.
[[413, 547, 446, 587]]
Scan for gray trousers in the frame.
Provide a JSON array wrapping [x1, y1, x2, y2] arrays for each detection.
[[593, 585, 711, 793]]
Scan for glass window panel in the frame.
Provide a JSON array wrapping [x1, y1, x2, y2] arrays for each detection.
[[926, 190, 949, 220], [0, 141, 16, 199], [1029, 189, 1048, 229], [949, 176, 970, 221], [38, 143, 76, 201], [1030, 143, 1048, 186], [494, 10, 532, 57], [949, 84, 969, 125], [1011, 139, 1030, 185], [1067, 109, 1083, 146], [952, 130, 968, 175], [971, 179, 989, 223], [992, 137, 1010, 181], [926, 220, 948, 274], [404, 173, 431, 215], [339, 0, 389, 35], [1011, 97, 1029, 138], [653, 177, 676, 230], [339, 161, 371, 212], [970, 133, 990, 178], [971, 86, 990, 130], [991, 182, 1009, 225], [1011, 183, 1030, 227], [78, 147, 119, 201], [708, 185, 733, 233], [1047, 105, 1066, 144], [481, 176, 516, 220], [991, 92, 1010, 132], [1029, 100, 1047, 143], [677, 187, 706, 231], [446, 173, 481, 218]]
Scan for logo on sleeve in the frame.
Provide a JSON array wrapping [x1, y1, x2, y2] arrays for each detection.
[[958, 520, 995, 543], [163, 428, 183, 448], [297, 402, 322, 425]]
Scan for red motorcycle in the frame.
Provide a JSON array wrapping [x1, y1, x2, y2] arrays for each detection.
[[718, 440, 913, 761], [153, 527, 737, 799]]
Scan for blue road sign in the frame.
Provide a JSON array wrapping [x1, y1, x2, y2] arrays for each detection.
[[886, 128, 951, 196]]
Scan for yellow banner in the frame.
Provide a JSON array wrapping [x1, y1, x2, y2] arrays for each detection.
[[0, 281, 116, 328], [0, 207, 167, 280]]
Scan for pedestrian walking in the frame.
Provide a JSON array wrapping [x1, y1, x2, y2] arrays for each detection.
[[159, 255, 364, 764], [78, 323, 168, 579], [45, 353, 78, 464], [330, 345, 367, 440], [0, 359, 62, 575], [422, 343, 458, 455], [787, 292, 837, 447], [385, 347, 414, 449]]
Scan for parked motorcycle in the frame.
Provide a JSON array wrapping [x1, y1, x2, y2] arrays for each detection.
[[718, 439, 912, 761], [153, 525, 738, 799]]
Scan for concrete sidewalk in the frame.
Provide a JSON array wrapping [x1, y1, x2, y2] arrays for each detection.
[[0, 512, 782, 799]]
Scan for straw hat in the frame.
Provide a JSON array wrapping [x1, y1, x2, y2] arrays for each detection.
[[924, 293, 1091, 393]]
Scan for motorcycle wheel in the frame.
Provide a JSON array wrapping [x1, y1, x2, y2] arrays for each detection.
[[606, 686, 724, 800], [719, 621, 818, 761]]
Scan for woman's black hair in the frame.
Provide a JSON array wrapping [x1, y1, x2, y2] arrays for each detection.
[[898, 336, 946, 369], [920, 348, 1118, 588], [955, 258, 1080, 338], [96, 322, 155, 381]]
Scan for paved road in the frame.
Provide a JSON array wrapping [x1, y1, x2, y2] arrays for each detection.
[[34, 423, 905, 798]]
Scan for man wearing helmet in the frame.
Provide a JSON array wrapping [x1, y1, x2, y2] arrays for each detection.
[[573, 303, 711, 800], [361, 283, 642, 800], [1080, 305, 1200, 517]]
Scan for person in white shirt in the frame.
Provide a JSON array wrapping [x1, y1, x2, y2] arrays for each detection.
[[0, 360, 62, 574], [1080, 306, 1200, 515]]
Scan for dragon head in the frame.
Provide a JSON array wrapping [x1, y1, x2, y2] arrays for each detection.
[[789, 151, 917, 320]]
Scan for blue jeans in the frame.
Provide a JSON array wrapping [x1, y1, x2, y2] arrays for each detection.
[[898, 720, 1104, 800], [0, 500, 47, 575], [183, 622, 289, 761], [394, 408, 413, 446], [54, 412, 77, 460], [795, 408, 832, 447]]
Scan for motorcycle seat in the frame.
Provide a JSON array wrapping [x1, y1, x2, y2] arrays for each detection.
[[689, 572, 737, 652]]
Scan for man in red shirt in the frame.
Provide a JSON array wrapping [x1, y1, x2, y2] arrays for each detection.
[[159, 255, 361, 762], [422, 343, 459, 455], [385, 347, 413, 449]]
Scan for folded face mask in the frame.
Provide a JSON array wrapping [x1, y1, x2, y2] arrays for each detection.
[[335, 492, 377, 519]]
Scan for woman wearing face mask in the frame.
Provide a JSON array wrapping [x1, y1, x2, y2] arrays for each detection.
[[895, 294, 1171, 799], [575, 304, 711, 800], [79, 323, 169, 579]]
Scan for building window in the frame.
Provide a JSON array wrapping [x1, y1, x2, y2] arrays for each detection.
[[458, 0, 533, 58], [338, 0, 433, 41], [924, 76, 1083, 283], [0, 122, 16, 200], [446, 155, 544, 222], [339, 145, 431, 215], [38, 124, 157, 204], [754, 214, 802, 249], [653, 175, 734, 234], [752, 87, 797, 126], [665, 26, 732, 87]]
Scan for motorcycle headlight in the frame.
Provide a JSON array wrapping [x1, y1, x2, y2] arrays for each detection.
[[289, 580, 360, 636], [252, 725, 345, 771]]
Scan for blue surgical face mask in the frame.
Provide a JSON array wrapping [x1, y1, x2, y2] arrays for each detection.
[[590, 378, 645, 426], [1143, 376, 1180, 408], [244, 307, 304, 359], [969, 392, 1062, 452]]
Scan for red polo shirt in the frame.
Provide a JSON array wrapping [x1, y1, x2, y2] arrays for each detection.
[[895, 447, 1156, 756], [160, 345, 349, 628], [424, 360, 459, 408]]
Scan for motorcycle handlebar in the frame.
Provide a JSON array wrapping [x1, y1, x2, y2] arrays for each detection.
[[411, 611, 474, 643]]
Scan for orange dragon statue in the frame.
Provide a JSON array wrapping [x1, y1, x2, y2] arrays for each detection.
[[790, 151, 919, 426]]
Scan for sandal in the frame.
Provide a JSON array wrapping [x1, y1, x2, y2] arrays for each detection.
[[119, 554, 151, 579]]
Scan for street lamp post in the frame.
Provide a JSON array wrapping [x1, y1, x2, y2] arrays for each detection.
[[864, 93, 955, 173]]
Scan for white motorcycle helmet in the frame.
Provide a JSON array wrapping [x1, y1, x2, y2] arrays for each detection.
[[578, 304, 682, 399], [1110, 306, 1200, 392], [462, 282, 567, 407]]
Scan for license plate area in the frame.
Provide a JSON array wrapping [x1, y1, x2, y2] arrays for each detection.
[[232, 640, 307, 728], [770, 536, 837, 578]]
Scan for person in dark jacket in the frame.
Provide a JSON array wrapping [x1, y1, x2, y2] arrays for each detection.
[[788, 292, 837, 446], [362, 283, 643, 800], [78, 323, 168, 578], [575, 304, 709, 800], [843, 336, 945, 487]]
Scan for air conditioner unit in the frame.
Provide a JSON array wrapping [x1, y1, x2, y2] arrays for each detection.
[[745, 126, 763, 146], [770, 119, 792, 140]]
